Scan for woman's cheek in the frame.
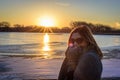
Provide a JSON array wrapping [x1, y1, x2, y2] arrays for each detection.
[[69, 43, 74, 47]]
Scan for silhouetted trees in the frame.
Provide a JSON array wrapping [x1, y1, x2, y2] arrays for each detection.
[[0, 21, 10, 27], [70, 21, 89, 29], [0, 21, 120, 34], [70, 21, 120, 34]]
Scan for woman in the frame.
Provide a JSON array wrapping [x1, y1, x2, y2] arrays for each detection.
[[58, 25, 103, 80]]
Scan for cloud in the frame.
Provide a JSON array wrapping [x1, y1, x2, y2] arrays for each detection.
[[55, 2, 70, 7]]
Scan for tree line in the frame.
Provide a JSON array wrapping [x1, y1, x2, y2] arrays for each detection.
[[0, 21, 120, 34]]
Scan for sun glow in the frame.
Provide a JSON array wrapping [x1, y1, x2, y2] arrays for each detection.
[[38, 16, 55, 27]]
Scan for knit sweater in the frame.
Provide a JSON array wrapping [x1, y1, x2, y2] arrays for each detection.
[[58, 47, 102, 80]]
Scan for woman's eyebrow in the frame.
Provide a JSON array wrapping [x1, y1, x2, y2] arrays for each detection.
[[71, 36, 81, 39]]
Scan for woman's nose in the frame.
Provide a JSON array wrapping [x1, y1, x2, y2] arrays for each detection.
[[73, 41, 78, 46]]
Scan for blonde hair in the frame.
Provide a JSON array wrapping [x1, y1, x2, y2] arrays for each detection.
[[66, 25, 103, 59]]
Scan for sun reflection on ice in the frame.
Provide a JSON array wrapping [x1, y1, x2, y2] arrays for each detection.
[[42, 33, 51, 59], [44, 33, 49, 43], [43, 33, 50, 51]]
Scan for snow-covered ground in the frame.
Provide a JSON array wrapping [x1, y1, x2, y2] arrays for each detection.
[[0, 57, 120, 80], [0, 46, 120, 80]]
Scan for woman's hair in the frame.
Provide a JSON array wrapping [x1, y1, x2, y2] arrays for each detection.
[[66, 25, 103, 59]]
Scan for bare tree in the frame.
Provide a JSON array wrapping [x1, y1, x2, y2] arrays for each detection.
[[0, 21, 11, 27]]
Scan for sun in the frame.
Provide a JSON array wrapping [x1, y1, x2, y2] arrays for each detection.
[[38, 16, 55, 27]]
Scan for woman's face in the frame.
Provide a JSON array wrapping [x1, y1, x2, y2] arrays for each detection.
[[70, 32, 88, 48]]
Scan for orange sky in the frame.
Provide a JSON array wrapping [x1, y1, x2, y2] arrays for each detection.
[[0, 0, 120, 28]]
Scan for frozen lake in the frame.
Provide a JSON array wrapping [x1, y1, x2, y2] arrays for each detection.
[[0, 32, 120, 79], [0, 32, 120, 58]]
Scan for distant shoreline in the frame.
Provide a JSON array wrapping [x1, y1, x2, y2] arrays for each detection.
[[0, 31, 120, 35], [94, 33, 120, 35]]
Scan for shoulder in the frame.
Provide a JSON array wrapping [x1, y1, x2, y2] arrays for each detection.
[[79, 50, 102, 66], [82, 50, 100, 60], [77, 50, 102, 71], [74, 51, 103, 80]]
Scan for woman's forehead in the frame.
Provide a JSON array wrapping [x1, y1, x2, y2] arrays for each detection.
[[71, 32, 82, 39]]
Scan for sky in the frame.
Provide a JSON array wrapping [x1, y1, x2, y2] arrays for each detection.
[[0, 0, 120, 28]]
